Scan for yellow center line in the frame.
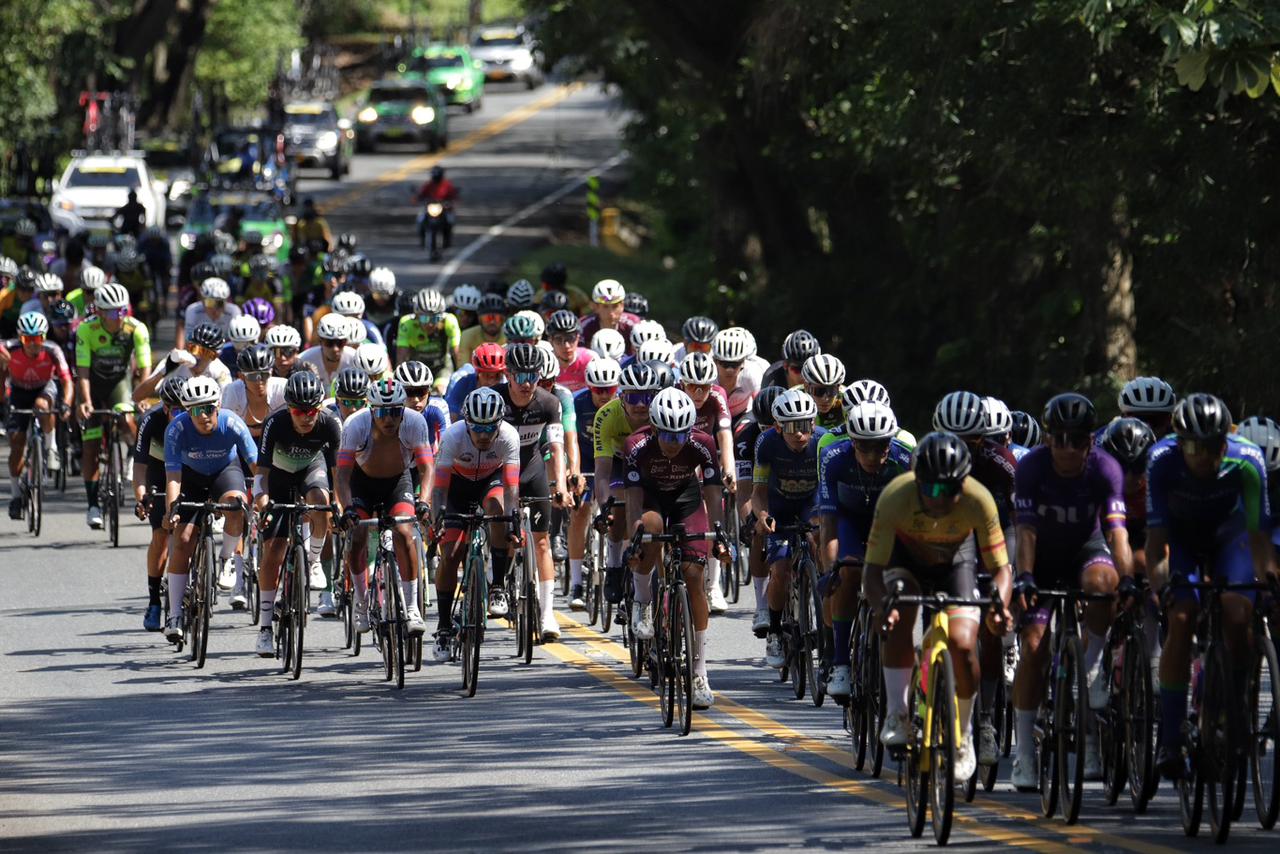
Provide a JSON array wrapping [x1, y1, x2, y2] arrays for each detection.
[[323, 82, 585, 214], [545, 613, 1182, 854]]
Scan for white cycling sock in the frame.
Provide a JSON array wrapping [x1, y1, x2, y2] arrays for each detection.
[[1015, 709, 1037, 763], [260, 588, 277, 626], [353, 571, 368, 599], [694, 630, 708, 678], [957, 695, 975, 739], [632, 571, 653, 604], [43, 428, 55, 452], [884, 666, 912, 718], [569, 558, 584, 587], [232, 553, 244, 588], [308, 532, 325, 566], [706, 556, 721, 593], [402, 579, 419, 613], [538, 579, 555, 617], [753, 575, 767, 603], [168, 573, 188, 618]]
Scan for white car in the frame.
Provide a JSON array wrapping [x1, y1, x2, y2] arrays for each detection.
[[50, 154, 167, 231], [470, 26, 543, 89]]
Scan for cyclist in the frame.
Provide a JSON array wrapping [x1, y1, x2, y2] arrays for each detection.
[[1, 312, 73, 516], [982, 396, 1028, 460], [801, 354, 846, 431], [538, 289, 569, 322], [22, 272, 64, 318], [76, 283, 151, 529], [624, 292, 649, 320], [161, 377, 257, 642], [177, 277, 241, 349], [590, 328, 626, 362], [354, 342, 392, 384], [393, 361, 448, 449], [1009, 392, 1130, 787], [505, 279, 536, 313], [493, 343, 570, 637], [624, 387, 725, 708], [819, 400, 912, 698], [395, 289, 461, 394], [711, 327, 759, 425], [540, 262, 591, 316], [291, 198, 333, 251], [133, 323, 232, 406], [579, 279, 639, 353], [566, 357, 621, 609], [331, 290, 386, 348], [1116, 375, 1177, 437], [458, 293, 507, 364], [336, 378, 435, 638], [266, 325, 303, 379], [674, 316, 718, 363], [240, 298, 275, 337], [1010, 410, 1042, 450], [1147, 393, 1276, 779], [300, 314, 357, 386], [429, 386, 522, 659], [254, 371, 343, 656], [502, 311, 543, 346], [735, 386, 784, 632], [624, 320, 667, 368], [761, 329, 820, 390], [65, 266, 105, 318], [752, 389, 826, 667], [133, 377, 185, 631], [366, 267, 399, 335], [450, 283, 483, 332], [446, 343, 506, 421], [1239, 415, 1280, 540], [46, 299, 78, 369], [536, 342, 580, 566], [219, 315, 262, 378], [546, 310, 593, 392], [1099, 417, 1157, 573], [863, 431, 1013, 783], [112, 250, 158, 321]]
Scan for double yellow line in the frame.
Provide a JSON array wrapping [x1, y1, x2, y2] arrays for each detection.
[[323, 82, 585, 214], [539, 614, 1180, 853]]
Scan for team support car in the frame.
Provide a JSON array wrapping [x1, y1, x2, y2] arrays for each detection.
[[50, 153, 167, 232], [470, 26, 544, 89], [404, 44, 485, 112], [178, 190, 292, 262], [283, 101, 354, 180], [355, 80, 449, 153]]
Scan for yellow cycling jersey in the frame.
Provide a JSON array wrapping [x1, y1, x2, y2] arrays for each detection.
[[865, 472, 1008, 570], [593, 398, 639, 460]]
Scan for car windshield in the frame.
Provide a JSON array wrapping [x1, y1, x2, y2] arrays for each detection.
[[142, 148, 192, 169], [188, 196, 281, 225], [411, 55, 464, 71], [370, 87, 431, 104], [284, 110, 332, 126], [474, 35, 524, 47], [65, 167, 141, 189]]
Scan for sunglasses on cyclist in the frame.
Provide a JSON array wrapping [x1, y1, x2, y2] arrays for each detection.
[[682, 382, 711, 393], [1050, 431, 1092, 450], [188, 404, 217, 418], [808, 384, 840, 399], [19, 334, 44, 345], [203, 298, 225, 310], [920, 479, 962, 498], [658, 429, 691, 444], [779, 420, 815, 435], [589, 385, 619, 396], [622, 391, 656, 406], [100, 307, 126, 321], [321, 338, 345, 348], [550, 333, 579, 346], [243, 370, 269, 383], [417, 313, 444, 325], [512, 371, 538, 385], [480, 313, 505, 325], [687, 342, 712, 354], [187, 344, 215, 360], [715, 359, 743, 370], [468, 422, 499, 434], [289, 405, 319, 417], [853, 439, 891, 455], [337, 396, 366, 409], [372, 405, 404, 420], [403, 386, 429, 398], [273, 346, 298, 358]]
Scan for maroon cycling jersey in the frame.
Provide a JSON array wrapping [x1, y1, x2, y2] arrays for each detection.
[[3, 339, 71, 390], [691, 386, 732, 440], [623, 428, 722, 494], [971, 437, 1017, 528]]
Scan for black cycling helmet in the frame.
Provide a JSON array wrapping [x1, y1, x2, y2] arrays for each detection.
[[478, 293, 507, 315], [781, 329, 821, 363], [48, 299, 76, 325], [1043, 392, 1096, 433], [619, 361, 660, 393], [624, 292, 649, 318], [539, 290, 570, 314], [913, 431, 973, 485], [15, 268, 36, 289], [189, 322, 227, 351], [348, 253, 372, 277], [753, 385, 785, 427], [645, 359, 675, 389], [505, 342, 541, 373], [284, 370, 326, 409], [208, 254, 235, 278], [681, 315, 719, 345], [334, 368, 370, 399], [158, 375, 186, 408], [114, 248, 140, 272], [236, 343, 274, 374], [1009, 410, 1042, 448], [1100, 417, 1156, 472], [1172, 393, 1232, 441], [323, 253, 349, 275], [541, 262, 567, 289], [546, 309, 579, 335], [336, 232, 358, 252], [191, 261, 215, 283], [248, 255, 272, 277]]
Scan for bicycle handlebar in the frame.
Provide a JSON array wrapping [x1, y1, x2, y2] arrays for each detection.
[[440, 510, 517, 526], [351, 515, 418, 528], [266, 501, 337, 515]]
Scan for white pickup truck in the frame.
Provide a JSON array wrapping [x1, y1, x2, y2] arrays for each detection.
[[50, 153, 167, 232]]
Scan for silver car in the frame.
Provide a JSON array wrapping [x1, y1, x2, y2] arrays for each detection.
[[470, 26, 543, 89]]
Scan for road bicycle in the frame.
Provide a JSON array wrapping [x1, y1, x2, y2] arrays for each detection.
[[585, 494, 617, 630], [351, 515, 416, 689], [171, 498, 246, 669], [89, 406, 133, 547], [10, 408, 49, 537], [772, 520, 825, 706], [512, 498, 542, 665], [441, 508, 517, 696], [843, 560, 888, 778], [1099, 576, 1159, 813], [266, 501, 335, 680]]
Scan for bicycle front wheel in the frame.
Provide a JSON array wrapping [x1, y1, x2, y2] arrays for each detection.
[[290, 544, 306, 680], [1124, 622, 1157, 813], [462, 553, 484, 697], [801, 559, 823, 707], [1251, 633, 1280, 828], [1101, 631, 1126, 806], [30, 447, 43, 538], [108, 438, 122, 547], [673, 583, 694, 736], [195, 534, 215, 668], [523, 578, 537, 665], [905, 666, 928, 839], [1056, 636, 1088, 824], [1204, 644, 1237, 843], [929, 649, 957, 845]]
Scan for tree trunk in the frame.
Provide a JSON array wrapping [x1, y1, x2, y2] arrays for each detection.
[[1102, 193, 1137, 383]]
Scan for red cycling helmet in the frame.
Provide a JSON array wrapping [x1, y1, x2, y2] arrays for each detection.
[[472, 342, 507, 374]]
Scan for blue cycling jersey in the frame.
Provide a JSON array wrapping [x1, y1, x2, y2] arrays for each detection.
[[817, 437, 913, 519], [1147, 436, 1269, 535], [164, 409, 258, 475], [425, 396, 450, 450], [753, 427, 827, 505], [445, 368, 478, 417], [573, 387, 604, 474]]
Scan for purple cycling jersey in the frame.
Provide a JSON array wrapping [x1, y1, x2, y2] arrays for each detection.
[[1013, 445, 1126, 552]]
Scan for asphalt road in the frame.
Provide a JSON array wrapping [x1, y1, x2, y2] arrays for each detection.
[[2, 82, 1277, 852]]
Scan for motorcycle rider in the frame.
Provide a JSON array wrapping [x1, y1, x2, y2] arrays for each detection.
[[411, 166, 459, 256]]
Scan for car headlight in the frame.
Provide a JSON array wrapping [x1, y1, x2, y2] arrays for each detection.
[[316, 130, 339, 151], [168, 179, 191, 200], [511, 53, 533, 71], [179, 232, 196, 250], [358, 107, 378, 123], [57, 198, 76, 211], [445, 75, 462, 89], [411, 105, 435, 125]]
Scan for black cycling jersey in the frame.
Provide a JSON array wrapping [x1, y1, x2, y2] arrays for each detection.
[[133, 404, 170, 489], [259, 408, 342, 474], [495, 382, 564, 470]]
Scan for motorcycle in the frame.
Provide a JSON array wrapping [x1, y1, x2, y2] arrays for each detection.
[[418, 200, 452, 262]]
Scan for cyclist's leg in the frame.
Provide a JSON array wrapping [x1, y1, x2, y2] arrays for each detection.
[[1079, 532, 1120, 708], [521, 462, 557, 630], [568, 484, 592, 595], [6, 388, 35, 511], [701, 482, 724, 605], [167, 466, 213, 624], [828, 516, 864, 672], [939, 553, 981, 746], [214, 464, 248, 585], [880, 563, 921, 738], [1157, 537, 1201, 767], [676, 495, 714, 684], [1214, 523, 1258, 677]]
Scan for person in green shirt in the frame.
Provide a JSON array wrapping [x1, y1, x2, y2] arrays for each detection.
[[395, 288, 461, 395]]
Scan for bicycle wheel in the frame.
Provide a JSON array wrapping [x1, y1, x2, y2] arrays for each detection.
[[598, 534, 613, 632], [462, 551, 484, 697], [108, 436, 122, 548], [390, 557, 406, 689], [849, 606, 870, 770], [412, 568, 425, 673], [929, 649, 958, 845], [981, 674, 1007, 792], [245, 530, 261, 626], [280, 566, 294, 673], [657, 586, 674, 728], [186, 540, 203, 662], [513, 558, 528, 660], [289, 544, 306, 680], [1251, 633, 1280, 828], [523, 578, 537, 665], [1124, 623, 1157, 813], [1039, 697, 1059, 818], [195, 534, 215, 668], [789, 584, 807, 701], [802, 560, 823, 707], [1180, 762, 1205, 837], [1101, 631, 1126, 806], [29, 441, 43, 538], [866, 622, 887, 778], [905, 667, 928, 839], [1203, 644, 1237, 843], [1056, 636, 1088, 824], [674, 583, 694, 736]]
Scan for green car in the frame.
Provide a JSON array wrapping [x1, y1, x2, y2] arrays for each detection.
[[356, 80, 450, 152], [403, 44, 485, 112], [178, 190, 292, 262]]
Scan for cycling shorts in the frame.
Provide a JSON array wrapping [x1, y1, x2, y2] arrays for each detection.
[[441, 472, 507, 545], [519, 463, 551, 534], [883, 538, 980, 622], [349, 466, 415, 520], [84, 377, 132, 441], [1031, 530, 1113, 589], [175, 463, 246, 524], [6, 382, 57, 432], [262, 459, 331, 540], [640, 480, 709, 560], [764, 496, 819, 564], [1168, 516, 1257, 604]]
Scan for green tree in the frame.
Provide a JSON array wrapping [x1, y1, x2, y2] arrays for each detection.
[[194, 0, 303, 114]]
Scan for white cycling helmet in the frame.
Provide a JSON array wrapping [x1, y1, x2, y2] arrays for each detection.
[[932, 390, 985, 438], [266, 324, 302, 349], [772, 388, 818, 423], [347, 320, 367, 345], [1239, 416, 1280, 472], [711, 328, 749, 363], [802, 353, 845, 387], [649, 387, 697, 432], [316, 313, 350, 342], [463, 386, 506, 425], [366, 378, 407, 407], [737, 327, 760, 358], [592, 278, 625, 305], [332, 291, 365, 317], [413, 288, 447, 315], [394, 360, 434, 388], [506, 279, 536, 309], [80, 266, 106, 291], [228, 315, 261, 345], [200, 277, 231, 301], [0, 256, 17, 278], [34, 272, 62, 293], [451, 283, 483, 312], [591, 328, 626, 360], [629, 319, 667, 348], [1118, 376, 1176, 414], [679, 351, 717, 385], [535, 340, 559, 380], [17, 311, 49, 337], [355, 343, 389, 378], [846, 401, 898, 441], [180, 376, 221, 408], [369, 267, 396, 296], [636, 337, 675, 367], [585, 357, 621, 389], [982, 396, 1013, 438], [95, 282, 130, 311], [514, 309, 546, 340], [844, 378, 891, 408]]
